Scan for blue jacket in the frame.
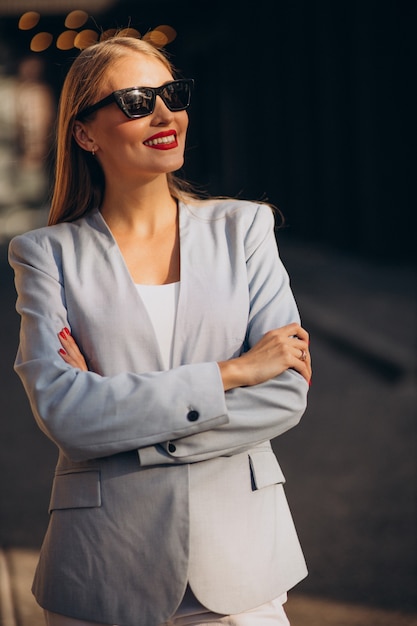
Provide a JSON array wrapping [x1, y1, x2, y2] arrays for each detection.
[[9, 199, 308, 625]]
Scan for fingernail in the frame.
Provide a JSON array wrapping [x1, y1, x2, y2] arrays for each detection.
[[309, 379, 312, 386], [59, 348, 67, 355], [64, 327, 70, 335], [59, 330, 67, 340]]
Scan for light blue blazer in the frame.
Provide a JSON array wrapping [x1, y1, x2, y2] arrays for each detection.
[[9, 199, 308, 626]]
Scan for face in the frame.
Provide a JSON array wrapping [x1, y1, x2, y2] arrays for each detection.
[[74, 53, 189, 183]]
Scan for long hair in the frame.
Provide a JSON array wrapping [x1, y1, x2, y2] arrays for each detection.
[[48, 37, 193, 226]]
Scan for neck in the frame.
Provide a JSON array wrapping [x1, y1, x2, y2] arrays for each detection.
[[100, 176, 177, 236]]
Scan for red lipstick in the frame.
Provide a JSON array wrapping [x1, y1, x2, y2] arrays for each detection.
[[143, 130, 178, 150]]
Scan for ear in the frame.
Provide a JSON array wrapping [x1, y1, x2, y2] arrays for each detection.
[[73, 122, 97, 153]]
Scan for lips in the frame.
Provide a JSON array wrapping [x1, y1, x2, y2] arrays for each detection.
[[144, 130, 178, 150]]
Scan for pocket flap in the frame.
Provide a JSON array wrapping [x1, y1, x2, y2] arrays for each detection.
[[249, 449, 286, 490], [49, 470, 101, 512]]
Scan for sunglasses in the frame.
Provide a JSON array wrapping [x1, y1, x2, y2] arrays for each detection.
[[76, 79, 194, 120]]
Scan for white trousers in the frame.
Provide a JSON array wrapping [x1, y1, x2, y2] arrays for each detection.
[[44, 594, 290, 626], [159, 595, 290, 625]]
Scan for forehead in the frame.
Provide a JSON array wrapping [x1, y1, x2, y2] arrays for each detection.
[[104, 53, 174, 91]]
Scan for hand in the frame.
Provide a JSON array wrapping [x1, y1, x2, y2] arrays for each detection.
[[58, 327, 88, 371], [219, 322, 311, 390]]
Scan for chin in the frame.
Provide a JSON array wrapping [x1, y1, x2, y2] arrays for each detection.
[[164, 155, 185, 173]]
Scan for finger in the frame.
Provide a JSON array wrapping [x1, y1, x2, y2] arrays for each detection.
[[58, 332, 78, 362], [292, 361, 312, 384], [290, 337, 308, 356], [286, 323, 309, 343], [291, 361, 310, 383], [58, 348, 88, 370], [58, 347, 79, 367], [58, 328, 81, 357], [296, 346, 309, 363], [291, 346, 312, 383], [57, 328, 88, 370], [304, 352, 312, 384]]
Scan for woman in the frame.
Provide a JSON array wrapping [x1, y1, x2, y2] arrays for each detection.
[[9, 36, 311, 626]]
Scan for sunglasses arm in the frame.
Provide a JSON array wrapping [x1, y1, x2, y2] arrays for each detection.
[[76, 93, 116, 120]]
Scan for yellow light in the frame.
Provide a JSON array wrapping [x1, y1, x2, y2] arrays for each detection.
[[74, 29, 99, 50], [153, 25, 177, 44], [64, 10, 89, 30], [56, 30, 78, 51], [143, 25, 176, 48], [117, 28, 141, 39], [30, 32, 53, 52], [18, 11, 40, 31], [99, 28, 117, 41]]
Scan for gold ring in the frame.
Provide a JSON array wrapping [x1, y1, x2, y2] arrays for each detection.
[[300, 349, 307, 361]]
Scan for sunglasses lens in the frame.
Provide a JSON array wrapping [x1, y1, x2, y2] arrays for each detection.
[[162, 81, 192, 111], [114, 81, 192, 118], [120, 88, 155, 118]]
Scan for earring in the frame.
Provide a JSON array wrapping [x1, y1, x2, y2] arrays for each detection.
[[91, 148, 95, 156]]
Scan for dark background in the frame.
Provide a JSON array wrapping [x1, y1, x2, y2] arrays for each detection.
[[1, 0, 415, 263], [1, 0, 416, 617]]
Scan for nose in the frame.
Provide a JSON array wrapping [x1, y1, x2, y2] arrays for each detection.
[[151, 95, 174, 124]]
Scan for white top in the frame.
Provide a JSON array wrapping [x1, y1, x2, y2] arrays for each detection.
[[136, 282, 180, 370]]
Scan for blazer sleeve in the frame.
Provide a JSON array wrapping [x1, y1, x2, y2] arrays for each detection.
[[8, 234, 229, 463], [139, 204, 310, 466]]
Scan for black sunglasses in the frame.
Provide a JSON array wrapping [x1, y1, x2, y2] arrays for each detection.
[[76, 78, 194, 120]]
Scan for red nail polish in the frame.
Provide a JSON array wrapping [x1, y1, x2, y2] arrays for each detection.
[[64, 327, 70, 335], [59, 331, 67, 340], [59, 348, 67, 355], [309, 379, 312, 386]]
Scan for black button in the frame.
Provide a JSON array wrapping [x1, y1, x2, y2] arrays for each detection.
[[187, 410, 200, 422], [168, 442, 176, 453]]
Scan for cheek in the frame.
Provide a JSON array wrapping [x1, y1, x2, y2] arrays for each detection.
[[180, 112, 189, 135], [95, 114, 138, 143]]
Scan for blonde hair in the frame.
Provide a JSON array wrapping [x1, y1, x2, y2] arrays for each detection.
[[48, 37, 193, 226]]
